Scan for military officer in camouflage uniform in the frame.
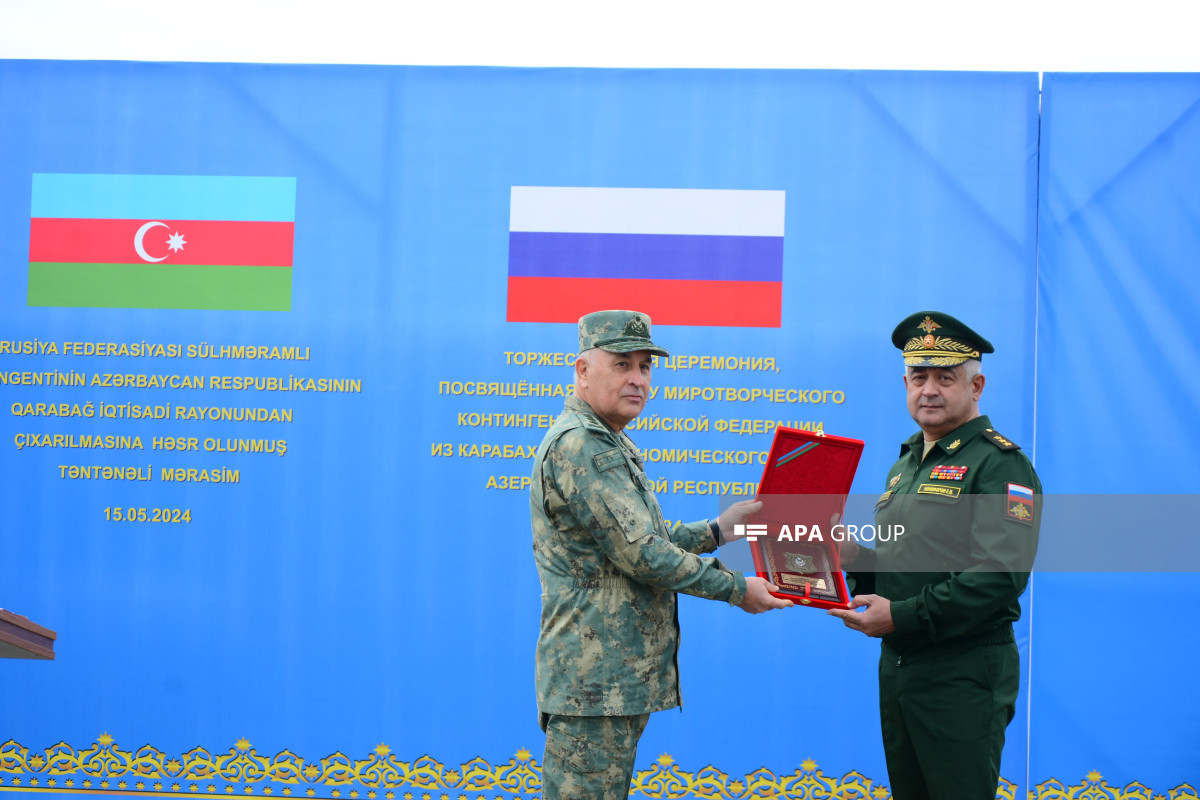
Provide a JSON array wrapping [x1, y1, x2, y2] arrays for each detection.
[[830, 311, 1041, 800], [532, 310, 791, 800]]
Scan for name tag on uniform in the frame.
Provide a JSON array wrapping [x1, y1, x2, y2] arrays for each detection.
[[917, 483, 961, 498], [594, 448, 623, 472]]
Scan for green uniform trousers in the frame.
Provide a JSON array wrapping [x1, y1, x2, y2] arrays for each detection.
[[541, 713, 651, 800], [879, 637, 1019, 800]]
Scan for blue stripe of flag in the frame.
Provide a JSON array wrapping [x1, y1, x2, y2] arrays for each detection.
[[507, 232, 783, 282], [31, 174, 296, 222]]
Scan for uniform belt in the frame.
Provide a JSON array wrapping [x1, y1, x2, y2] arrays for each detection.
[[882, 623, 1015, 663]]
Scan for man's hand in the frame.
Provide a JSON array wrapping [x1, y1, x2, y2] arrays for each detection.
[[827, 594, 895, 637], [829, 512, 861, 566], [738, 576, 793, 613], [716, 499, 763, 541]]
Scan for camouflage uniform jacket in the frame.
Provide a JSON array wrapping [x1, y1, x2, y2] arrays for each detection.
[[531, 396, 748, 716]]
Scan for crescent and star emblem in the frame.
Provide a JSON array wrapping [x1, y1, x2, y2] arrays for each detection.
[[134, 221, 187, 263]]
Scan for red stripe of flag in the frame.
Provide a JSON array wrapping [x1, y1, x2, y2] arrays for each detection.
[[506, 276, 781, 327], [29, 218, 294, 266]]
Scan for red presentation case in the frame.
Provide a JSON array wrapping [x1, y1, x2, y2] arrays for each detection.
[[749, 427, 864, 609]]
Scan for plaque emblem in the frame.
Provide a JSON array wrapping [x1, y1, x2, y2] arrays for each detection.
[[786, 552, 816, 573]]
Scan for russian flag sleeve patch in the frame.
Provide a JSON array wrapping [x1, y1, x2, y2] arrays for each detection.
[[1006, 482, 1035, 524]]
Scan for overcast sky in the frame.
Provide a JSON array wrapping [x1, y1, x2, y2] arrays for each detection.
[[2, 0, 1198, 71]]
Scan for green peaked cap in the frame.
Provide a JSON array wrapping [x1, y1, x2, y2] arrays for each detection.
[[891, 311, 994, 367]]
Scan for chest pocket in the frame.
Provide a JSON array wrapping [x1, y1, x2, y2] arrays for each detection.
[[596, 448, 668, 543]]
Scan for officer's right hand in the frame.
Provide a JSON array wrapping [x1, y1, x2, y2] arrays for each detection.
[[738, 577, 794, 613]]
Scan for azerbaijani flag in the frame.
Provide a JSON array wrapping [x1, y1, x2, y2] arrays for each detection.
[[28, 174, 296, 311], [506, 186, 784, 327]]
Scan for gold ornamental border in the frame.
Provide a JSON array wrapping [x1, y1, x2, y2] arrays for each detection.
[[0, 736, 1195, 800]]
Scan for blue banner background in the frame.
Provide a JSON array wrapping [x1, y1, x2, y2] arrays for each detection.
[[2, 61, 1191, 798], [1032, 72, 1200, 790]]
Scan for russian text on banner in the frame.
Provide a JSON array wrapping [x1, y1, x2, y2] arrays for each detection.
[[28, 174, 296, 311], [506, 187, 785, 327]]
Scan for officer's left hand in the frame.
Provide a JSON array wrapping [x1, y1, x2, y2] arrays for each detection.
[[827, 594, 895, 637]]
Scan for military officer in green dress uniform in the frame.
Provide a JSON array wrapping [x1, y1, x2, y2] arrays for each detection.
[[829, 311, 1041, 800], [531, 310, 791, 800]]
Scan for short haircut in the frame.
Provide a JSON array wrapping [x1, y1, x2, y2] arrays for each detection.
[[906, 358, 983, 379]]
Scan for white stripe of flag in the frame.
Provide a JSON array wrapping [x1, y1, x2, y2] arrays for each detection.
[[509, 186, 785, 237]]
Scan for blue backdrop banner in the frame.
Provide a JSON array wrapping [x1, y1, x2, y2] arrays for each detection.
[[8, 61, 1188, 800]]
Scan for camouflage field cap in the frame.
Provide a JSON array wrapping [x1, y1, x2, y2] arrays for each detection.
[[578, 310, 669, 358], [892, 311, 994, 367]]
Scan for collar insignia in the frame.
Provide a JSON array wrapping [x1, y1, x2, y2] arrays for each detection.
[[946, 439, 961, 450], [889, 473, 902, 488]]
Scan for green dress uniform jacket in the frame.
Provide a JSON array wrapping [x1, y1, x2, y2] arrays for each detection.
[[846, 414, 1041, 800], [846, 414, 1041, 652], [531, 396, 747, 717]]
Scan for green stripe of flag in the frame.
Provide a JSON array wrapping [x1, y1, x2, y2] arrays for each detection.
[[28, 262, 292, 311]]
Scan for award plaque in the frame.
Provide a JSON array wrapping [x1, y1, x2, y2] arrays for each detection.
[[749, 427, 864, 609]]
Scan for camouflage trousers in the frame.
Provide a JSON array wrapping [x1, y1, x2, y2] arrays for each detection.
[[540, 713, 651, 800]]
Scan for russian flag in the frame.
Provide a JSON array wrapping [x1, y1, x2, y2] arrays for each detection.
[[1008, 483, 1034, 503], [506, 187, 784, 327], [28, 173, 295, 311]]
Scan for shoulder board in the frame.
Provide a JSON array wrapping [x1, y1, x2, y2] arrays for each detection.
[[542, 414, 608, 455], [983, 428, 1021, 451], [553, 407, 607, 436]]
